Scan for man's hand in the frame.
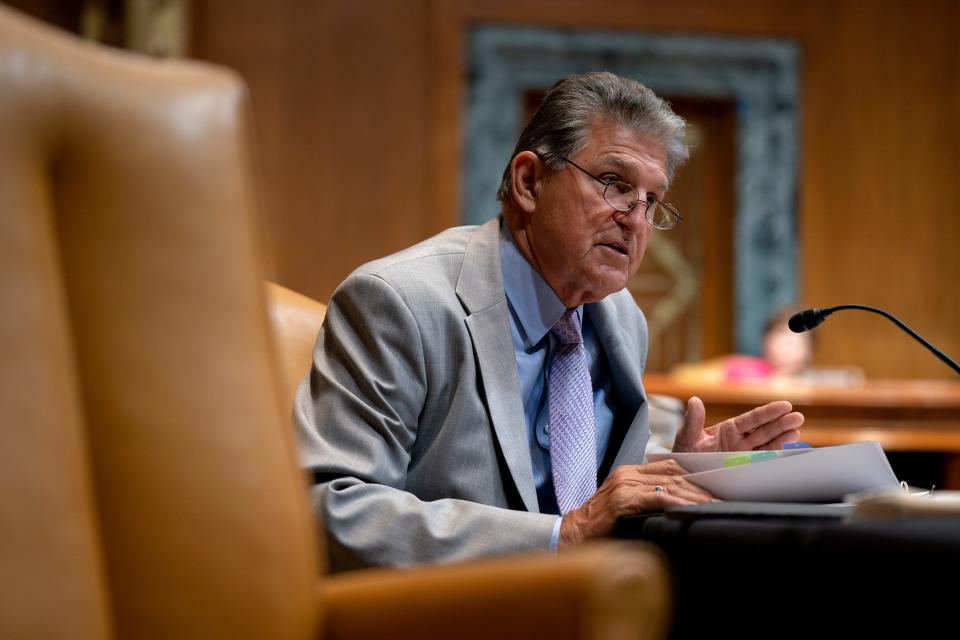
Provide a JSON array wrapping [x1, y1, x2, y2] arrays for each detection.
[[672, 396, 804, 453], [558, 460, 713, 547]]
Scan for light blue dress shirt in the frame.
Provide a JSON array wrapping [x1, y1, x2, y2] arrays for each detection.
[[498, 221, 622, 549]]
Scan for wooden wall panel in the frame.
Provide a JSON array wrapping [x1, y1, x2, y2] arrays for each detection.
[[193, 0, 431, 302], [190, 0, 959, 379], [798, 0, 960, 379]]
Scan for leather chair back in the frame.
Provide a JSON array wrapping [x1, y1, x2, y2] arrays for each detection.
[[265, 282, 327, 413], [1, 9, 676, 640], [0, 6, 319, 639]]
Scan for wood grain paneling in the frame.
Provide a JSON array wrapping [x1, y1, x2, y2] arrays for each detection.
[[189, 0, 958, 379], [799, 1, 960, 379], [193, 0, 432, 302]]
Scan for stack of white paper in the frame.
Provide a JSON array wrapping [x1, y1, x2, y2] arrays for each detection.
[[648, 441, 900, 503]]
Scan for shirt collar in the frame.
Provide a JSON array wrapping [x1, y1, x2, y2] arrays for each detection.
[[499, 219, 581, 349]]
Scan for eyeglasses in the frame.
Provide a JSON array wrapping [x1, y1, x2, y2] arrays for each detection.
[[560, 156, 682, 230]]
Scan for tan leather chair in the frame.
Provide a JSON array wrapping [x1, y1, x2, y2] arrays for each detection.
[[0, 5, 671, 640], [265, 282, 326, 412]]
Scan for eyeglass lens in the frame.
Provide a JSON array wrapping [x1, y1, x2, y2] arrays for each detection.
[[604, 181, 679, 229], [647, 203, 677, 229], [603, 182, 638, 212]]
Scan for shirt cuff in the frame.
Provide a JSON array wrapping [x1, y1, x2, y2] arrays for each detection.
[[549, 515, 562, 552]]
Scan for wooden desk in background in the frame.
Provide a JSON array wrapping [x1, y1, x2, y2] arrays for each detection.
[[643, 374, 960, 488]]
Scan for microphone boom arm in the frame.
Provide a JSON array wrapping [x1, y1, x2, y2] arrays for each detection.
[[806, 304, 960, 377]]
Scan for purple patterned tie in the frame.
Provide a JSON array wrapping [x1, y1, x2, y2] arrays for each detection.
[[549, 309, 597, 514]]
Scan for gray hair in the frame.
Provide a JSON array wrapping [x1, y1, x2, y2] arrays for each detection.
[[496, 72, 689, 204]]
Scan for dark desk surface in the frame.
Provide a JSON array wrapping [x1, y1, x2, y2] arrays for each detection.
[[616, 511, 960, 638]]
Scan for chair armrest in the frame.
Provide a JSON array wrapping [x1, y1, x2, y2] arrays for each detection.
[[319, 541, 670, 640]]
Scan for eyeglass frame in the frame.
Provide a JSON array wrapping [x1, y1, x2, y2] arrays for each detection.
[[553, 155, 682, 230]]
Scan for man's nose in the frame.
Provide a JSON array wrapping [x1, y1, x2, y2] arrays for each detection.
[[614, 202, 648, 232]]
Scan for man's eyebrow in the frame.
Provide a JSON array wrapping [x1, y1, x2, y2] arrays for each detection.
[[596, 155, 631, 170]]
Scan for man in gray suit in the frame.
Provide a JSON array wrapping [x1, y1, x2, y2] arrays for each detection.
[[295, 72, 804, 572]]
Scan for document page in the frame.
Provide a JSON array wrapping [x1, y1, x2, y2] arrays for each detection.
[[649, 441, 900, 502], [648, 448, 813, 474]]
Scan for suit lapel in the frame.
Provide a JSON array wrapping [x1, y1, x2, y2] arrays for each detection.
[[587, 297, 651, 469], [458, 219, 539, 513]]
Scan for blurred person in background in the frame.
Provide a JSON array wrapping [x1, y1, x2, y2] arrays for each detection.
[[672, 308, 862, 386]]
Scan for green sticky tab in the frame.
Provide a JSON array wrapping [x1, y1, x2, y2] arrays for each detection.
[[724, 455, 751, 468]]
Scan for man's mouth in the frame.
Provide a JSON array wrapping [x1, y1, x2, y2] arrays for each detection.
[[599, 241, 629, 256]]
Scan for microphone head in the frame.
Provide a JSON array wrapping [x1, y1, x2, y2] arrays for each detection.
[[788, 308, 826, 333]]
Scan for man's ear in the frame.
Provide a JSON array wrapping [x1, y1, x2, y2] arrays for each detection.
[[510, 151, 543, 214]]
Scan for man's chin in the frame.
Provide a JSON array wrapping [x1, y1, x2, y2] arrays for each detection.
[[582, 274, 630, 303], [602, 267, 631, 292]]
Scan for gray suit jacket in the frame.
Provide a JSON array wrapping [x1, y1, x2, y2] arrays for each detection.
[[294, 218, 651, 572]]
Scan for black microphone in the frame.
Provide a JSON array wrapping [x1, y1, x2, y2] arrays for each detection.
[[787, 308, 831, 333], [788, 304, 960, 377]]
